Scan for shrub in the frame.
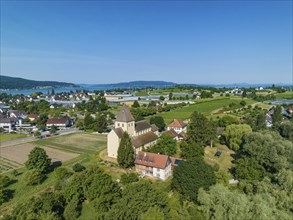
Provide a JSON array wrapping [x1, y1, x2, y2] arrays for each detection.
[[72, 163, 85, 172], [24, 169, 45, 186], [54, 167, 72, 181], [121, 173, 139, 185]]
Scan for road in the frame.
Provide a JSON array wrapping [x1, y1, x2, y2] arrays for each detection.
[[0, 128, 80, 147]]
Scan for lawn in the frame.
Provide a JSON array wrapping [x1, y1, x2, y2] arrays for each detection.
[[204, 144, 234, 172], [157, 97, 256, 123], [274, 91, 293, 99], [0, 134, 28, 142]]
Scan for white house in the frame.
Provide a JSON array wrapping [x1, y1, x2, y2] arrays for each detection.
[[167, 119, 187, 134], [135, 151, 172, 180]]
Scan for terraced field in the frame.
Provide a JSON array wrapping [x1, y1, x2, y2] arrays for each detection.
[[0, 133, 107, 173]]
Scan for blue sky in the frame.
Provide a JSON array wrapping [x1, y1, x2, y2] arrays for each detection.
[[1, 1, 292, 84]]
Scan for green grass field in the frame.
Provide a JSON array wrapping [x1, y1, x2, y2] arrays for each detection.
[[274, 91, 293, 99], [157, 97, 256, 123], [35, 133, 106, 154], [0, 134, 28, 142]]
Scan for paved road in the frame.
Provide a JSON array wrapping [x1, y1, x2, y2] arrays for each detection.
[[0, 128, 80, 147]]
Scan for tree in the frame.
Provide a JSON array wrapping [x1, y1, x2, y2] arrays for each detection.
[[222, 124, 252, 151], [180, 142, 204, 159], [172, 157, 216, 201], [84, 113, 94, 129], [218, 115, 239, 127], [240, 100, 246, 106], [159, 96, 165, 101], [235, 131, 293, 179], [141, 206, 164, 220], [94, 114, 108, 133], [169, 92, 173, 100], [34, 130, 41, 137], [149, 134, 176, 156], [242, 89, 247, 97], [24, 169, 45, 185], [105, 182, 168, 219], [117, 132, 135, 168], [120, 173, 139, 185], [25, 147, 51, 173], [50, 125, 57, 134], [272, 105, 282, 126], [75, 119, 84, 128], [132, 100, 140, 108], [149, 116, 166, 131], [187, 111, 216, 147], [255, 113, 266, 131], [37, 114, 48, 128]]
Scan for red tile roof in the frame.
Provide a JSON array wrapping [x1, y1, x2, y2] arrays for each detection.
[[135, 151, 170, 169], [168, 119, 186, 128]]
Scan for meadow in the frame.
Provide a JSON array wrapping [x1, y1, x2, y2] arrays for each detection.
[[0, 134, 28, 142], [274, 91, 293, 99], [156, 97, 256, 123]]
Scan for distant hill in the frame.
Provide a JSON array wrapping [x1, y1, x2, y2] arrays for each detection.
[[0, 75, 78, 90], [80, 81, 177, 89]]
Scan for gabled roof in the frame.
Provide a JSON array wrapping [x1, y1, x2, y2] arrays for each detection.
[[131, 132, 158, 148], [151, 124, 159, 132], [0, 118, 12, 123], [135, 120, 151, 132], [116, 105, 134, 122], [168, 119, 186, 128], [113, 127, 123, 138], [135, 151, 170, 169], [162, 129, 178, 138], [46, 118, 69, 125], [27, 114, 40, 119]]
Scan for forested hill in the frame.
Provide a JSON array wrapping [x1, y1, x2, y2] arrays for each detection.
[[0, 75, 78, 90]]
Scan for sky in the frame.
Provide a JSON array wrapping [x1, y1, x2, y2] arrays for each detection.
[[1, 0, 292, 84]]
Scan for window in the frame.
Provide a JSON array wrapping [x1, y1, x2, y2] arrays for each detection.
[[157, 168, 160, 172], [122, 124, 124, 127], [157, 174, 160, 178], [118, 123, 120, 126]]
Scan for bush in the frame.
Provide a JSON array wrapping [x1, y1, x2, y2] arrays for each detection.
[[63, 197, 81, 220], [0, 175, 11, 188], [72, 163, 85, 172], [24, 169, 45, 186], [54, 167, 72, 181], [121, 173, 139, 185]]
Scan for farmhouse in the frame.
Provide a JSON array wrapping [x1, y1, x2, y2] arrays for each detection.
[[107, 105, 158, 158], [135, 151, 172, 180], [167, 119, 187, 134]]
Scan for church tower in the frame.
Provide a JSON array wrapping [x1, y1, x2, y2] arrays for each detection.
[[114, 105, 135, 136]]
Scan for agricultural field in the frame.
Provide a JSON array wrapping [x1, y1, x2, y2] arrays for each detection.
[[274, 91, 293, 99], [0, 134, 28, 142], [0, 133, 107, 174], [157, 97, 256, 123]]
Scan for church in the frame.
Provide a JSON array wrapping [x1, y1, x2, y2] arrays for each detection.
[[107, 105, 159, 158]]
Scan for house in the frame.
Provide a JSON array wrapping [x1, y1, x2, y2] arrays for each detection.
[[107, 105, 158, 158], [46, 118, 70, 128], [0, 118, 14, 132], [167, 119, 187, 134], [0, 104, 11, 113], [151, 124, 159, 135], [162, 129, 187, 141], [27, 114, 40, 122], [8, 110, 27, 119], [135, 151, 172, 180]]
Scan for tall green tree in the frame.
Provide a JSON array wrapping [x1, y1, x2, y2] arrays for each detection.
[[149, 134, 176, 156], [25, 147, 51, 173], [187, 111, 216, 147], [117, 132, 135, 168], [180, 142, 204, 159], [272, 105, 282, 126], [222, 124, 252, 151], [172, 157, 216, 201], [84, 113, 94, 129], [94, 114, 108, 133], [149, 116, 166, 131], [132, 100, 140, 108]]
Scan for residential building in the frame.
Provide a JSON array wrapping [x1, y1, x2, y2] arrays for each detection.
[[46, 118, 70, 128], [167, 119, 187, 134], [107, 105, 158, 158], [135, 151, 171, 180]]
